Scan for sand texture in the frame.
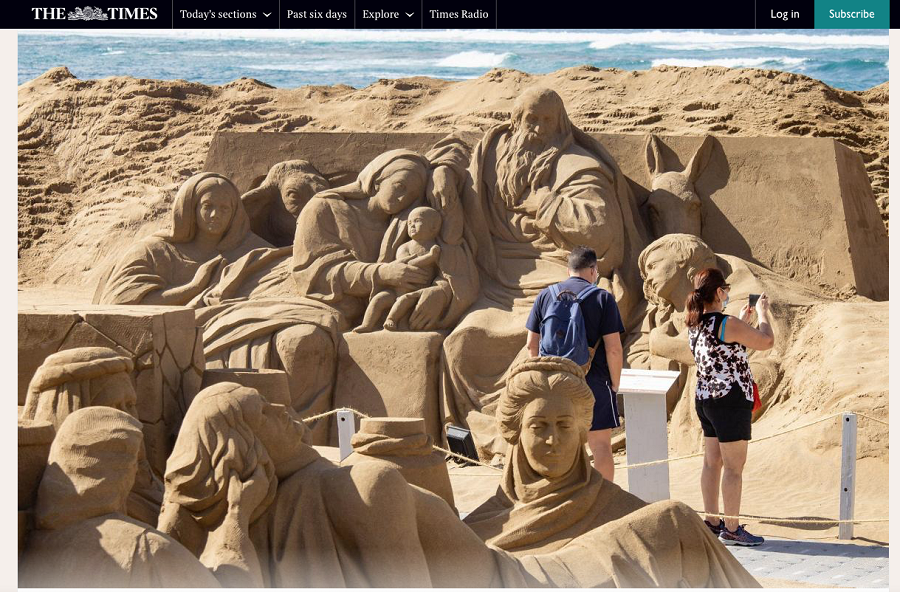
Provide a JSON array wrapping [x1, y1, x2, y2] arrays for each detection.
[[18, 64, 888, 287]]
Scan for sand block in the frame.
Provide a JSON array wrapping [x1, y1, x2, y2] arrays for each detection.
[[17, 304, 205, 474], [333, 331, 444, 444], [207, 132, 887, 300]]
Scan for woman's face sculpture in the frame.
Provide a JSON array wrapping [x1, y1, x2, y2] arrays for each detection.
[[372, 169, 426, 215], [519, 394, 582, 479], [195, 182, 236, 238], [643, 247, 684, 305]]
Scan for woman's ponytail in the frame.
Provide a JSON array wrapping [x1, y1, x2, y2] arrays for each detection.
[[685, 289, 704, 327], [685, 267, 728, 327]]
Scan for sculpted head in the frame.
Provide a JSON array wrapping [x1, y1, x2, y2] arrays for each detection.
[[22, 347, 137, 430], [638, 233, 716, 310], [497, 357, 593, 479], [159, 383, 309, 554], [407, 206, 442, 242], [194, 177, 237, 239], [371, 158, 428, 215], [167, 172, 250, 252], [511, 88, 571, 151], [643, 135, 714, 237], [35, 407, 144, 530]]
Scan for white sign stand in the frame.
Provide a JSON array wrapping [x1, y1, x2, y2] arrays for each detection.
[[618, 369, 680, 503]]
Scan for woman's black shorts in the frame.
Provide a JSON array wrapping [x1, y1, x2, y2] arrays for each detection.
[[695, 383, 753, 442]]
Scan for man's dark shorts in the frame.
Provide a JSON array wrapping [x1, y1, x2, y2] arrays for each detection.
[[695, 382, 753, 442], [589, 375, 620, 431]]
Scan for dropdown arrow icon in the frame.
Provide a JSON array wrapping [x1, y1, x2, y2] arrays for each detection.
[[263, 12, 271, 16], [406, 12, 414, 16]]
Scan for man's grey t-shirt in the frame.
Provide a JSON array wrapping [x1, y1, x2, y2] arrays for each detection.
[[525, 277, 624, 392]]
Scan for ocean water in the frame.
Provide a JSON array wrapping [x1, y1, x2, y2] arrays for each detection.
[[18, 29, 889, 91]]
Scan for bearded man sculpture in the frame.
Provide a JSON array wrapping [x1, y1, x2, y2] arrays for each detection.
[[442, 88, 647, 456]]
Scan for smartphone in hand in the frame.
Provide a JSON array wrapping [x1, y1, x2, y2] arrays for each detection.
[[748, 293, 760, 307]]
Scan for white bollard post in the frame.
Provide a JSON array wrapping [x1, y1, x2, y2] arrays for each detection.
[[839, 413, 857, 540], [337, 410, 356, 462]]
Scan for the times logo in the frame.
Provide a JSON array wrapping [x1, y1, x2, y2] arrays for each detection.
[[31, 6, 158, 19]]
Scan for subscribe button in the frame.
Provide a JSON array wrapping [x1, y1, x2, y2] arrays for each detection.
[[814, 0, 888, 27]]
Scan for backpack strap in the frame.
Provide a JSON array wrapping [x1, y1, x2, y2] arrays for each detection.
[[549, 283, 561, 300]]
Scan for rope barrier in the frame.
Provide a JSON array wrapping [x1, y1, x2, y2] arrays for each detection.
[[300, 407, 886, 475], [856, 412, 889, 427], [695, 511, 888, 525]]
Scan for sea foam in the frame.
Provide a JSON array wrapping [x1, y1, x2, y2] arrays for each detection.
[[436, 51, 512, 68]]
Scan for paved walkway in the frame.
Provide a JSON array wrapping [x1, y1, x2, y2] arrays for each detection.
[[726, 538, 889, 588]]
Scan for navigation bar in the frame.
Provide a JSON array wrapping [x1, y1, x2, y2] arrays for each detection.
[[15, 0, 894, 29]]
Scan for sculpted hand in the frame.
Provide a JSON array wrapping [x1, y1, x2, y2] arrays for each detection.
[[191, 256, 224, 289], [426, 166, 459, 211], [227, 466, 270, 527], [378, 261, 432, 292], [409, 286, 448, 331]]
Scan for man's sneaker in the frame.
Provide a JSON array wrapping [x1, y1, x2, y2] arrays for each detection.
[[704, 520, 724, 536], [719, 525, 764, 546]]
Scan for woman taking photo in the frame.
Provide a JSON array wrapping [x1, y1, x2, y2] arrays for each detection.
[[686, 268, 774, 546]]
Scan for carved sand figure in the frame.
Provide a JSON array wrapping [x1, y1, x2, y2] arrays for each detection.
[[20, 347, 164, 527], [19, 407, 220, 588], [355, 205, 443, 333], [642, 134, 715, 238], [464, 357, 647, 551], [159, 382, 757, 588], [464, 357, 759, 587], [157, 382, 517, 587], [627, 234, 826, 453], [241, 160, 329, 247], [292, 141, 478, 333], [96, 172, 271, 307], [94, 172, 341, 443], [442, 88, 647, 457]]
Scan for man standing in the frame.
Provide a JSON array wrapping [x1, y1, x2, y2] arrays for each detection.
[[525, 246, 624, 481]]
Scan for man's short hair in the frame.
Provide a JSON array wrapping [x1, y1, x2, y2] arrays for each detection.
[[568, 246, 597, 271]]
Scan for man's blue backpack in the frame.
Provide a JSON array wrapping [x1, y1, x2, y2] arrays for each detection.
[[538, 283, 600, 366]]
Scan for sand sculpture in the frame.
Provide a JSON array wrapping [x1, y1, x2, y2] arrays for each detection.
[[627, 233, 828, 452], [241, 160, 329, 247], [158, 381, 757, 587], [17, 77, 890, 582], [19, 407, 220, 588], [94, 171, 342, 442], [20, 347, 165, 526], [642, 134, 714, 238], [355, 206, 444, 333], [441, 87, 647, 457], [344, 417, 456, 510]]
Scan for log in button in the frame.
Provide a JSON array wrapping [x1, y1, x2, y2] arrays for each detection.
[[756, 0, 814, 28]]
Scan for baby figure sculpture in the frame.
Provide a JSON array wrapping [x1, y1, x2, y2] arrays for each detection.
[[355, 206, 444, 333]]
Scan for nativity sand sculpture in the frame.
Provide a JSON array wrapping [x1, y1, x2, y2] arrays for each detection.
[[441, 87, 647, 457], [158, 380, 758, 587], [20, 347, 164, 527], [18, 80, 887, 587], [19, 407, 219, 588]]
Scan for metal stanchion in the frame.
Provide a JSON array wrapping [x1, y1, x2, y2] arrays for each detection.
[[839, 413, 857, 540]]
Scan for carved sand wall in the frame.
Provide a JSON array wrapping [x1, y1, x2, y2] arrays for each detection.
[[206, 132, 887, 301], [18, 304, 204, 474]]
